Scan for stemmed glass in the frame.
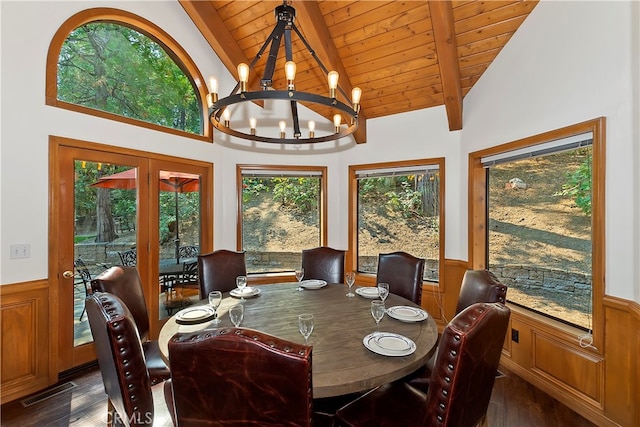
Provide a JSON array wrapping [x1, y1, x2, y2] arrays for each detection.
[[295, 268, 305, 291], [236, 275, 248, 302], [208, 291, 222, 324], [371, 300, 385, 332], [345, 272, 356, 297], [298, 313, 314, 344], [377, 282, 390, 304], [229, 304, 244, 327]]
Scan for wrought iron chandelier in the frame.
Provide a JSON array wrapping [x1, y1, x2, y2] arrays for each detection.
[[207, 1, 361, 144]]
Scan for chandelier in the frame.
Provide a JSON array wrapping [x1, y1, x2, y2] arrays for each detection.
[[207, 1, 361, 144]]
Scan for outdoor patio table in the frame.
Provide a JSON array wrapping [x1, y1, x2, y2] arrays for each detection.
[[158, 282, 438, 398]]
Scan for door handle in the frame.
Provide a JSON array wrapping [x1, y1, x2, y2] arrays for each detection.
[[62, 270, 74, 279]]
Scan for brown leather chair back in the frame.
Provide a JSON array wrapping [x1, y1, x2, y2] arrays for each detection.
[[197, 250, 247, 296], [455, 269, 508, 314], [91, 266, 150, 341], [168, 328, 313, 427], [424, 302, 510, 427], [86, 292, 154, 427], [301, 246, 346, 284], [376, 251, 425, 304]]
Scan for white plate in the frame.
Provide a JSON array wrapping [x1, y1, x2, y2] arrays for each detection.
[[175, 306, 216, 324], [355, 287, 380, 299], [363, 332, 416, 357], [386, 306, 428, 322], [230, 287, 262, 298], [300, 279, 327, 289]]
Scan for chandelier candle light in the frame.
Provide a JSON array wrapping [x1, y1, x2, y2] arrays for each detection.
[[207, 1, 362, 144]]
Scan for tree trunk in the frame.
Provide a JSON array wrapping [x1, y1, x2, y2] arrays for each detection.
[[95, 187, 118, 243]]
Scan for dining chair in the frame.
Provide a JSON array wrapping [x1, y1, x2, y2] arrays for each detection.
[[118, 248, 137, 266], [177, 244, 199, 259], [376, 251, 425, 304], [408, 269, 508, 392], [73, 258, 93, 321], [301, 246, 346, 284], [336, 302, 511, 427], [85, 292, 156, 426], [91, 266, 170, 385], [197, 249, 246, 296], [166, 327, 314, 426], [173, 260, 199, 297]]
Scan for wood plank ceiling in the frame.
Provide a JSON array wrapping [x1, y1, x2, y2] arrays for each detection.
[[179, 0, 538, 143]]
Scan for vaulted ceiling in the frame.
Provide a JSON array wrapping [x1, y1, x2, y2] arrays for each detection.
[[179, 0, 538, 143]]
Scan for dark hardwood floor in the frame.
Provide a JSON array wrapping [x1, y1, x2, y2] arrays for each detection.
[[1, 364, 596, 426]]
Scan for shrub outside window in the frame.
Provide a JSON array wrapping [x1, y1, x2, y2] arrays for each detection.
[[238, 165, 326, 274]]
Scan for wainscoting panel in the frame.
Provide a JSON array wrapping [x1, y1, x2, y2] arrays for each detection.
[[532, 331, 602, 403], [0, 280, 51, 404]]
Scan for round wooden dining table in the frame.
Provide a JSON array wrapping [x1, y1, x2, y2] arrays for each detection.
[[158, 282, 438, 398]]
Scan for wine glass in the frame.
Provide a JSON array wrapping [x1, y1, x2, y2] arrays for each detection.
[[298, 313, 314, 344], [295, 268, 305, 291], [208, 291, 222, 324], [229, 304, 244, 327], [236, 275, 248, 302], [377, 282, 390, 304], [345, 272, 356, 297], [371, 300, 385, 332]]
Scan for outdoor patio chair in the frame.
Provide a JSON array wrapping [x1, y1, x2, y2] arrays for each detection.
[[118, 248, 137, 266], [73, 258, 93, 321]]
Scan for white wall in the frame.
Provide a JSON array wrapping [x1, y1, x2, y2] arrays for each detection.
[[0, 1, 460, 285], [461, 0, 639, 301]]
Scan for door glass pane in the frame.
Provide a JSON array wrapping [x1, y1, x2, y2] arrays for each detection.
[[74, 161, 137, 346], [158, 170, 201, 320]]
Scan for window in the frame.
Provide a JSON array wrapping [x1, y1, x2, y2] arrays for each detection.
[[47, 8, 210, 140], [350, 159, 444, 281], [470, 118, 605, 346], [238, 165, 327, 274], [485, 135, 593, 330]]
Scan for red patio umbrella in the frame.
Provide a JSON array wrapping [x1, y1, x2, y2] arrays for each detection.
[[92, 168, 200, 263]]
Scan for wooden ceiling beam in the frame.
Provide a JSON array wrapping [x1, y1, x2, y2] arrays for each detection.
[[293, 0, 367, 144], [429, 0, 463, 131], [178, 1, 262, 93]]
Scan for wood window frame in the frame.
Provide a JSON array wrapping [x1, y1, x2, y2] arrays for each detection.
[[45, 7, 212, 142], [468, 117, 606, 352]]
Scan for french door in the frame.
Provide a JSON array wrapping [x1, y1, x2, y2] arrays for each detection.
[[50, 136, 212, 372]]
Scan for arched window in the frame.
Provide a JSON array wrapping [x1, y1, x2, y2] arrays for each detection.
[[46, 8, 210, 141]]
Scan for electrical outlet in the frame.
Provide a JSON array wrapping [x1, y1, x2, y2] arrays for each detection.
[[511, 329, 519, 343], [10, 244, 31, 259]]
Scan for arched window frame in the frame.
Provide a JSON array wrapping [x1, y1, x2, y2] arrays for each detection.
[[46, 7, 211, 142]]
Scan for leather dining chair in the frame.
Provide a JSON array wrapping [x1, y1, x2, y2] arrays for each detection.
[[301, 246, 346, 284], [454, 269, 508, 313], [408, 269, 508, 392], [91, 266, 170, 385], [166, 327, 314, 427], [376, 251, 425, 304], [85, 292, 156, 427], [197, 249, 247, 296], [336, 302, 511, 427]]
